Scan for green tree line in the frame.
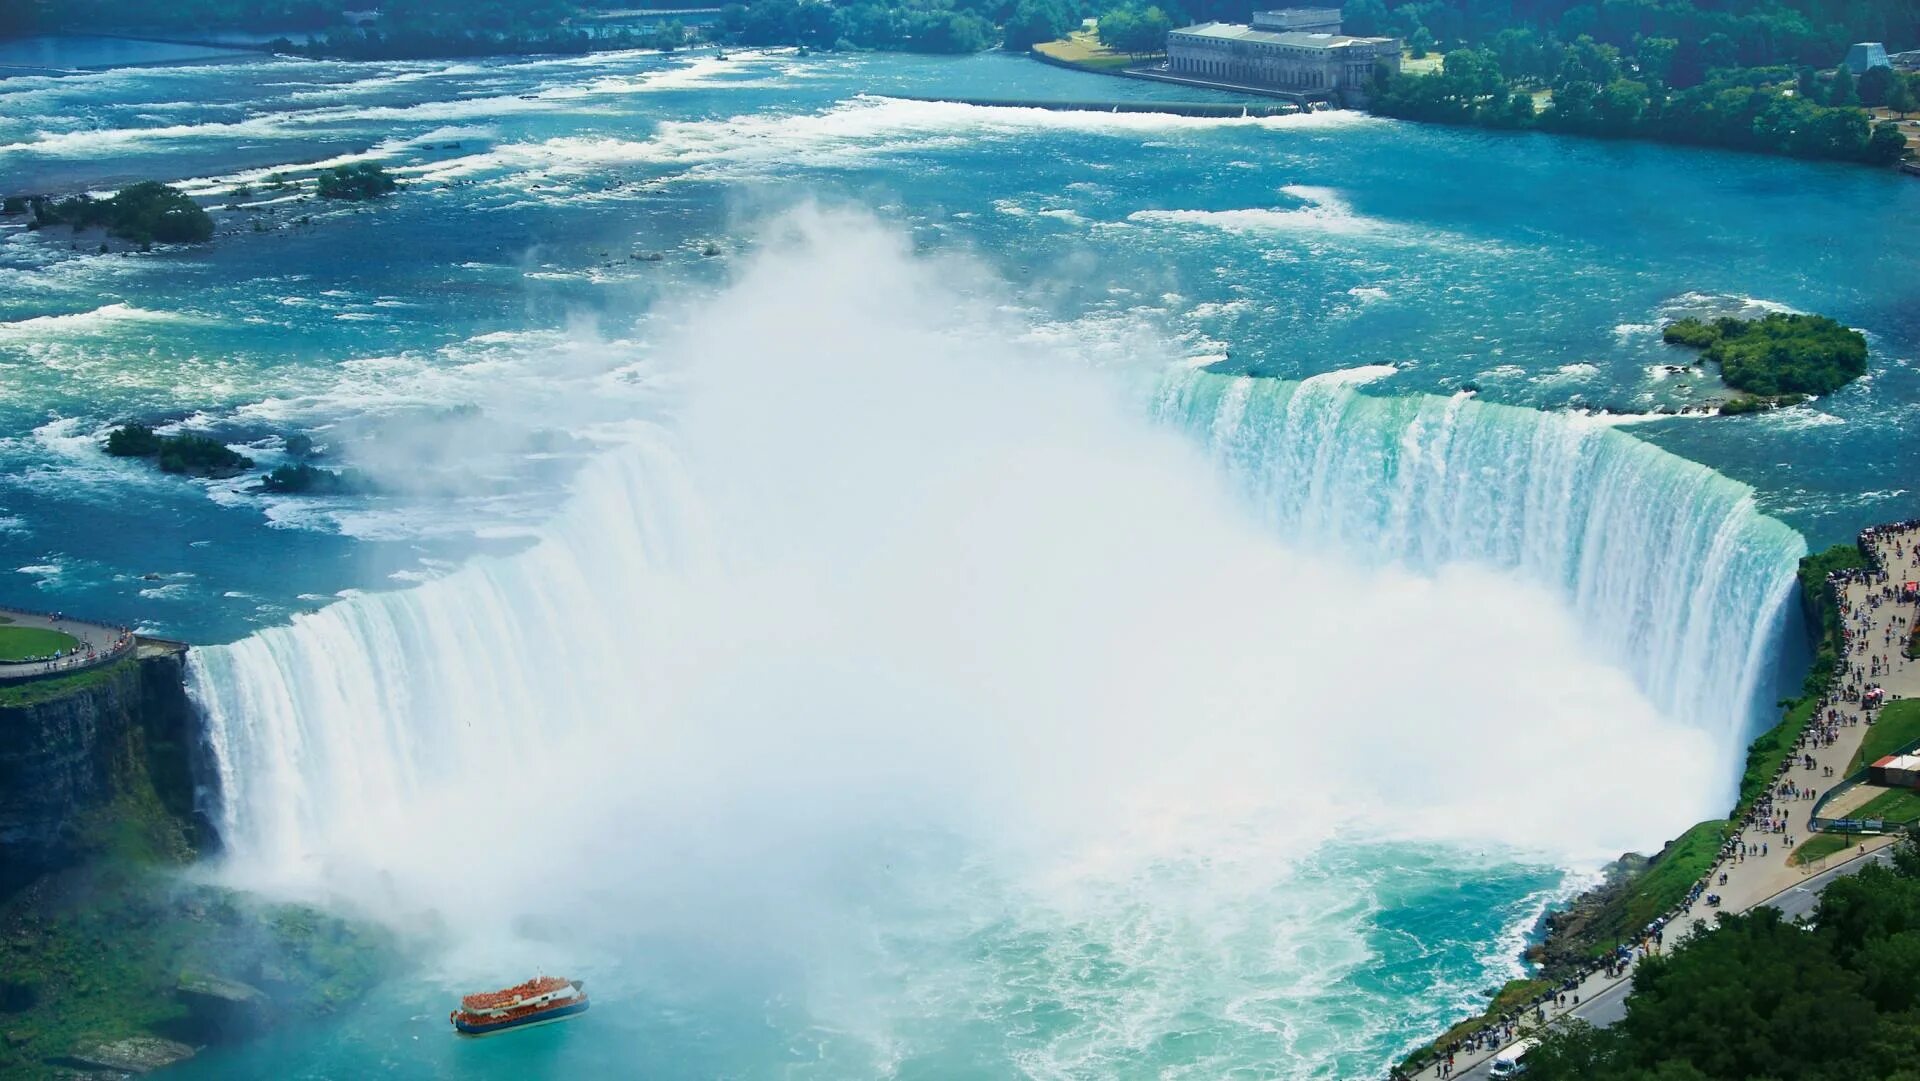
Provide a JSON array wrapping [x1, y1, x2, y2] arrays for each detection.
[[1524, 830, 1920, 1081], [1372, 40, 1913, 165]]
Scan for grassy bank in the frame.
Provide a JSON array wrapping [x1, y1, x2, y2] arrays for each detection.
[[1397, 977, 1556, 1074], [1846, 698, 1920, 775], [0, 657, 133, 708], [1032, 31, 1158, 73]]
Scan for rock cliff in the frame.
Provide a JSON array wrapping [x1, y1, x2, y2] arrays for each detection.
[[0, 648, 211, 897]]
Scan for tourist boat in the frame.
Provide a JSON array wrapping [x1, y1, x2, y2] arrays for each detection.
[[449, 976, 589, 1035]]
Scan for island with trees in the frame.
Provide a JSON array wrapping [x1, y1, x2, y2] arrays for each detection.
[[1662, 312, 1869, 413], [105, 424, 254, 479], [258, 463, 375, 495], [13, 182, 214, 246], [315, 162, 401, 201]]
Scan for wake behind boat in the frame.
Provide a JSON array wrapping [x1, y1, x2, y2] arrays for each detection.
[[450, 976, 589, 1035]]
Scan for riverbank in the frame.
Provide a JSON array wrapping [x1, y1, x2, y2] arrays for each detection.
[[1397, 522, 1918, 1079]]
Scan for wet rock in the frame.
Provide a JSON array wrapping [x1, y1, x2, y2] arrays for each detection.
[[66, 1035, 195, 1074], [177, 971, 273, 1037]]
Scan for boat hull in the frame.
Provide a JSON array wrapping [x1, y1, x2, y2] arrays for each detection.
[[453, 999, 590, 1035]]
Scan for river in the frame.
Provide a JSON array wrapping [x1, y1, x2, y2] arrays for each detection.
[[1, 42, 1914, 1078]]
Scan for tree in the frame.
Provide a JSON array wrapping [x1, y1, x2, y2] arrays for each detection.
[[1794, 64, 1820, 100], [1095, 5, 1137, 49], [1830, 64, 1857, 106], [1002, 0, 1075, 50], [1409, 24, 1434, 58], [1888, 73, 1918, 118], [1858, 64, 1895, 107], [1867, 120, 1909, 163], [1095, 4, 1169, 53], [1636, 36, 1676, 84], [315, 163, 398, 201]]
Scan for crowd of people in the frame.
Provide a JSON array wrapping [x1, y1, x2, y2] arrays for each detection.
[[0, 607, 136, 677], [1399, 521, 1920, 1080]]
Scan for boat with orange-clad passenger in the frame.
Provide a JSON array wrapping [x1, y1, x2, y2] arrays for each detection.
[[449, 975, 589, 1035]]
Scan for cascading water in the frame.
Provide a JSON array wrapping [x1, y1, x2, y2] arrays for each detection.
[[1155, 369, 1807, 770], [182, 211, 1809, 1076]]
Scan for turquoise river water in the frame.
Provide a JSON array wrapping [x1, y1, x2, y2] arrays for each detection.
[[1, 42, 1915, 1079]]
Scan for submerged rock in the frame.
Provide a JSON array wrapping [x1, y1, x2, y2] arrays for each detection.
[[66, 1035, 195, 1074], [177, 971, 273, 1037]]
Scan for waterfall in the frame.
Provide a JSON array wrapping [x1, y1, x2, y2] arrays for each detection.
[[190, 368, 1806, 892], [1154, 369, 1806, 758]]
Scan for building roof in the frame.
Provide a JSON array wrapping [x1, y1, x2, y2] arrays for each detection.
[[1171, 22, 1391, 48]]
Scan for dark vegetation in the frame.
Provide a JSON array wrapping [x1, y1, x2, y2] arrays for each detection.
[[3, 0, 686, 58], [259, 463, 374, 495], [0, 658, 397, 1075], [1663, 313, 1868, 399], [1094, 4, 1176, 53], [15, 183, 213, 246], [1523, 828, 1920, 1081], [1800, 540, 1870, 694], [105, 424, 254, 478], [716, 0, 997, 53], [315, 162, 400, 201], [1371, 43, 1913, 165]]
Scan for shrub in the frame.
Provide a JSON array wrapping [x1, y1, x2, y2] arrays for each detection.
[[315, 163, 399, 201], [105, 423, 162, 457]]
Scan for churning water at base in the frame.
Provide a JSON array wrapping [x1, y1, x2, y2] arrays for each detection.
[[184, 213, 1803, 1078]]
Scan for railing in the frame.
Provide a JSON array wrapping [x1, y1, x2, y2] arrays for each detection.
[[0, 605, 139, 686], [1802, 520, 1920, 835]]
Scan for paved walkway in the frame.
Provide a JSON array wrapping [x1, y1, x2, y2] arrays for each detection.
[[0, 606, 135, 681], [1414, 526, 1920, 1080]]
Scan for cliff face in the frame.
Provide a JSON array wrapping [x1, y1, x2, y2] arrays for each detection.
[[0, 650, 210, 895]]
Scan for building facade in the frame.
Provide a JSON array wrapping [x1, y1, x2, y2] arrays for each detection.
[[1250, 7, 1342, 33], [1845, 42, 1892, 74], [1166, 10, 1400, 104]]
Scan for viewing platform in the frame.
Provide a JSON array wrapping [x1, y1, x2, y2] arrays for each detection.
[[0, 605, 170, 685]]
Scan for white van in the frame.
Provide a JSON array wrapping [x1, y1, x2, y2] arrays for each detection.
[[1488, 1037, 1538, 1078]]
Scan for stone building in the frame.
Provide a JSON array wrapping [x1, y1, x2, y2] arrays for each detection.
[[1250, 7, 1342, 33], [1165, 9, 1400, 105]]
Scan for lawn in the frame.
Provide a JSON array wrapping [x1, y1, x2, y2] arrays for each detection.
[[1852, 787, 1920, 825], [1033, 30, 1159, 72], [1790, 832, 1863, 867], [1847, 698, 1920, 776], [0, 624, 81, 662]]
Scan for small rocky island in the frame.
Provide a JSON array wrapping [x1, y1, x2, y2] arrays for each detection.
[[105, 424, 252, 479], [1663, 312, 1869, 414]]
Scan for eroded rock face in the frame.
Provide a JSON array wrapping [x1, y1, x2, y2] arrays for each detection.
[[0, 651, 209, 895], [66, 1035, 196, 1074]]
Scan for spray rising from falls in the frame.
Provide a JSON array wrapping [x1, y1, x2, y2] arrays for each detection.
[[184, 217, 1799, 1068], [1155, 371, 1807, 773]]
